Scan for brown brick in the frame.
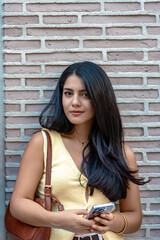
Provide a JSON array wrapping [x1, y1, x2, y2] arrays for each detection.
[[43, 90, 53, 100], [150, 203, 160, 211], [4, 16, 39, 25], [25, 104, 46, 112], [5, 91, 39, 100], [149, 103, 160, 111], [139, 166, 160, 173], [147, 152, 160, 161], [5, 154, 21, 162], [140, 191, 160, 198], [106, 27, 142, 36], [143, 215, 160, 224], [118, 103, 144, 111], [6, 129, 21, 138], [110, 77, 143, 85], [144, 2, 160, 12], [25, 78, 57, 87], [4, 53, 21, 62], [43, 15, 78, 24], [124, 127, 144, 137], [148, 127, 160, 136], [84, 39, 157, 48], [107, 51, 143, 61], [148, 51, 160, 61], [4, 40, 41, 50], [82, 15, 155, 24], [147, 27, 160, 35], [27, 27, 102, 36], [126, 141, 160, 149], [6, 142, 28, 151], [45, 65, 67, 74], [24, 128, 40, 137], [104, 2, 140, 11], [26, 3, 100, 12], [26, 52, 102, 62], [150, 229, 160, 237], [4, 3, 23, 12], [135, 152, 143, 161], [121, 115, 160, 123], [5, 78, 21, 87], [101, 65, 159, 73], [6, 116, 39, 124], [149, 178, 160, 185], [5, 66, 41, 74], [115, 89, 158, 99], [5, 104, 20, 112], [6, 167, 19, 176], [4, 28, 22, 37], [45, 40, 79, 49], [147, 77, 160, 85]]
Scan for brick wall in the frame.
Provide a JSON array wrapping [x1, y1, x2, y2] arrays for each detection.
[[3, 0, 160, 239]]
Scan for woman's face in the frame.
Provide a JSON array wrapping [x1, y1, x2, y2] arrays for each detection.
[[62, 74, 95, 126]]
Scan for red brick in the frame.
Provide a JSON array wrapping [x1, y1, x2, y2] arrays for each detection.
[[45, 65, 67, 74], [84, 39, 157, 48], [135, 152, 143, 161], [149, 178, 160, 185], [106, 27, 142, 36], [101, 65, 159, 73], [43, 15, 77, 24], [139, 166, 160, 173], [123, 229, 146, 238], [27, 27, 102, 36], [4, 16, 39, 25], [126, 141, 160, 149], [107, 51, 143, 61], [104, 2, 140, 11], [140, 191, 160, 198], [26, 52, 102, 62], [4, 40, 41, 50], [150, 203, 160, 211], [142, 215, 160, 224], [26, 3, 100, 12], [45, 40, 79, 49]]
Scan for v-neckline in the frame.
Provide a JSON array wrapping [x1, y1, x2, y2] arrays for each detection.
[[58, 132, 87, 181]]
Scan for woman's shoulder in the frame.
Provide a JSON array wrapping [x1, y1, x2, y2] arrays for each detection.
[[27, 131, 44, 149], [123, 144, 138, 169]]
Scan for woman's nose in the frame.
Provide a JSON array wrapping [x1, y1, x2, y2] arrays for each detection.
[[72, 94, 81, 106]]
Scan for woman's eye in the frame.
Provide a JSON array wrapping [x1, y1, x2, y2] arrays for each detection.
[[82, 92, 89, 98], [64, 91, 72, 96]]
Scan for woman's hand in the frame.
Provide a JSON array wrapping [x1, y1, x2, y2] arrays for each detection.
[[52, 209, 95, 234], [90, 211, 114, 235]]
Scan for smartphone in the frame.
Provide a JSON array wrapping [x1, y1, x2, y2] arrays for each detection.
[[87, 202, 115, 219]]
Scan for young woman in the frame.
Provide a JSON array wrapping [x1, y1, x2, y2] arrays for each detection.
[[10, 61, 147, 240]]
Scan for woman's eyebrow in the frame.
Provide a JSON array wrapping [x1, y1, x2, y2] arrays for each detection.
[[63, 88, 87, 92]]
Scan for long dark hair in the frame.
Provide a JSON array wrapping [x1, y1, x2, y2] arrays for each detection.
[[40, 61, 147, 202]]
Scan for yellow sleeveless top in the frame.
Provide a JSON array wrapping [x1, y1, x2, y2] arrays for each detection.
[[37, 129, 123, 240]]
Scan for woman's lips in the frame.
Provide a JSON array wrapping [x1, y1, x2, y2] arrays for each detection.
[[70, 111, 84, 116]]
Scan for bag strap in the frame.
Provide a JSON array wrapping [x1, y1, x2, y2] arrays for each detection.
[[42, 130, 64, 211]]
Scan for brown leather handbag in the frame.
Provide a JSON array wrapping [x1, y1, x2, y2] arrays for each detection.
[[5, 130, 64, 240]]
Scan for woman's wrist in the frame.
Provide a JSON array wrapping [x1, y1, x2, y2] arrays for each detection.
[[109, 211, 128, 234]]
